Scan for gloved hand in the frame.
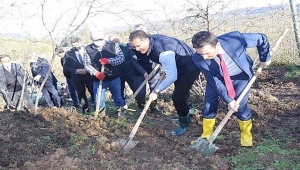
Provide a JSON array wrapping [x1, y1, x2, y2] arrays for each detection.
[[33, 75, 41, 81], [99, 58, 109, 65], [95, 71, 105, 80]]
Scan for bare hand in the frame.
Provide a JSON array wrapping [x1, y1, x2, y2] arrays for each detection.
[[228, 100, 239, 112], [81, 69, 87, 74], [76, 69, 87, 75], [33, 75, 41, 81], [260, 59, 271, 68], [149, 92, 158, 101], [143, 73, 149, 79]]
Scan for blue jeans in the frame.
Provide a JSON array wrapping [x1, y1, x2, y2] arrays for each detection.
[[93, 77, 125, 110], [66, 77, 79, 106]]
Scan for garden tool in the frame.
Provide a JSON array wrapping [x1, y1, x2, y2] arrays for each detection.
[[94, 64, 105, 117], [190, 66, 263, 157], [119, 97, 154, 152], [124, 64, 160, 109], [189, 26, 287, 156]]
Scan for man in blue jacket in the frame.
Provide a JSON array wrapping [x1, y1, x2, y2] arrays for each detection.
[[191, 31, 271, 146], [130, 24, 161, 112], [129, 30, 201, 136]]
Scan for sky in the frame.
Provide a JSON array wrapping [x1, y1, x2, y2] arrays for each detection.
[[0, 0, 297, 39]]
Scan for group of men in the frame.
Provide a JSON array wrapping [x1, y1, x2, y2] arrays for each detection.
[[1, 24, 272, 147], [0, 52, 64, 112]]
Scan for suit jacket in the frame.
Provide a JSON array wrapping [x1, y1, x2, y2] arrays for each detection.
[[64, 48, 92, 83], [0, 63, 32, 94], [192, 31, 271, 103]]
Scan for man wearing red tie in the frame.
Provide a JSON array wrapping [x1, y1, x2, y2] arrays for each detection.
[[191, 31, 271, 147]]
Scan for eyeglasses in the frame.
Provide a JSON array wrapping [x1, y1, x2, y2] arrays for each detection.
[[93, 39, 104, 41], [130, 41, 144, 50]]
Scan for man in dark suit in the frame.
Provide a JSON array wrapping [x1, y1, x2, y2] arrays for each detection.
[[55, 47, 79, 108], [64, 37, 94, 114], [191, 31, 271, 147], [129, 30, 201, 136]]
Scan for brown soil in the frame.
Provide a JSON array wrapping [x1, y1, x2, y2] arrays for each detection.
[[0, 66, 299, 170]]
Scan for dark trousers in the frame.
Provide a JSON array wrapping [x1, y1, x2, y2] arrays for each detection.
[[120, 69, 136, 99], [173, 69, 200, 117], [202, 72, 251, 120], [6, 90, 34, 109], [66, 77, 79, 106], [73, 80, 94, 109]]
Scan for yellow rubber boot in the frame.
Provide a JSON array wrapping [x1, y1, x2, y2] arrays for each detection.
[[238, 119, 253, 146], [200, 118, 216, 140]]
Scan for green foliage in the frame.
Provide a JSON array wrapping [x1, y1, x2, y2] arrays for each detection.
[[39, 135, 57, 146], [226, 138, 300, 170], [284, 64, 300, 78], [87, 143, 97, 155], [68, 133, 87, 146]]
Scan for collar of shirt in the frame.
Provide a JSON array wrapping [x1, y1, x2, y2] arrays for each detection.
[[218, 46, 225, 56], [3, 64, 11, 72], [76, 47, 85, 56]]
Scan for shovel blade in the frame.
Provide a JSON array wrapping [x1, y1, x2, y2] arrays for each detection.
[[190, 137, 219, 157], [118, 139, 139, 153]]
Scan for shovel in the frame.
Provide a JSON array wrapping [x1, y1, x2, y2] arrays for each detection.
[[94, 64, 105, 117], [190, 66, 263, 156], [119, 97, 154, 152]]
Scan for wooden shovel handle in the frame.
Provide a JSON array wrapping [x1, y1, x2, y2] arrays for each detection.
[[127, 98, 153, 140], [94, 65, 105, 116], [208, 66, 263, 143]]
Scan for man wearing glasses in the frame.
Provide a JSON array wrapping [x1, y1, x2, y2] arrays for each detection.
[[129, 30, 201, 136], [129, 24, 161, 112]]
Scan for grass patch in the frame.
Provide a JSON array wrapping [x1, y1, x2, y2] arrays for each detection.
[[68, 133, 87, 146], [39, 135, 57, 146], [225, 138, 300, 170], [284, 64, 300, 78]]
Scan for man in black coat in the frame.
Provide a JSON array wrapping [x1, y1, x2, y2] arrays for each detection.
[[64, 37, 94, 114]]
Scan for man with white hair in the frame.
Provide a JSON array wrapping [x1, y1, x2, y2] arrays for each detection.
[[84, 31, 126, 118], [0, 54, 34, 112]]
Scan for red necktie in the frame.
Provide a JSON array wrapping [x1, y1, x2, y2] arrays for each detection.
[[217, 54, 235, 99]]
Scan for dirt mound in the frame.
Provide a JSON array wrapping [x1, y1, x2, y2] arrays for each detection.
[[0, 66, 299, 169]]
